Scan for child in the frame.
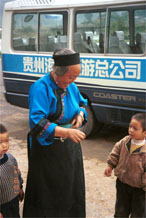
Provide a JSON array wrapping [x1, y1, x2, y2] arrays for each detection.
[[104, 113, 146, 218], [0, 124, 24, 218]]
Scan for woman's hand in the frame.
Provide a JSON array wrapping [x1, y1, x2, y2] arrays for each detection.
[[71, 112, 84, 129], [67, 129, 86, 143], [55, 125, 86, 143]]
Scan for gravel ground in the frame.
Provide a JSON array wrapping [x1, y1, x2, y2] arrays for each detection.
[[9, 137, 116, 218]]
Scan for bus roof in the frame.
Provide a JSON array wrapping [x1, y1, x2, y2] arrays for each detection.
[[4, 0, 145, 11]]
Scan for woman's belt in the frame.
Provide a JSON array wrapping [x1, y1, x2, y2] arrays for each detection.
[[59, 124, 72, 128], [54, 123, 72, 142], [54, 137, 67, 142]]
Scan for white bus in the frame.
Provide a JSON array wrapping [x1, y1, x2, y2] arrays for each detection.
[[2, 0, 146, 136]]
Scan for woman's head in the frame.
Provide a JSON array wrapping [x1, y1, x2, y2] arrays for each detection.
[[52, 48, 81, 89], [128, 113, 146, 140]]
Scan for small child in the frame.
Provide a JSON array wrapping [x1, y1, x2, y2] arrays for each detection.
[[104, 113, 146, 218], [0, 124, 24, 218]]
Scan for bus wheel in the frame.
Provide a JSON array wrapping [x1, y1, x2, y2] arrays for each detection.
[[80, 105, 103, 138]]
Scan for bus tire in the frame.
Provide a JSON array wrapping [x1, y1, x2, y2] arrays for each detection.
[[80, 105, 103, 138]]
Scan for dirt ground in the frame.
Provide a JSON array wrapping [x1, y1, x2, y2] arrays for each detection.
[[9, 136, 117, 218]]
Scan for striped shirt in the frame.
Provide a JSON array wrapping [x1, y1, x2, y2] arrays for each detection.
[[0, 152, 23, 205]]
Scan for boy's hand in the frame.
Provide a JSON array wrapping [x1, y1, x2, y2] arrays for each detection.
[[0, 212, 3, 218], [104, 165, 113, 177], [18, 189, 25, 202]]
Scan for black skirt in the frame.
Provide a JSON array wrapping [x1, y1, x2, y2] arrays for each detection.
[[23, 137, 86, 217]]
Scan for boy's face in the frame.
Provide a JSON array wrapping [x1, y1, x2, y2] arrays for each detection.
[[128, 118, 146, 140], [0, 132, 9, 157]]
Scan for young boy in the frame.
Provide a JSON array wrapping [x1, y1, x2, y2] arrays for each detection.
[[104, 113, 146, 218], [0, 124, 24, 218]]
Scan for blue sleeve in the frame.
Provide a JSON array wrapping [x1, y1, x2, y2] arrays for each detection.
[[73, 83, 88, 122], [29, 81, 57, 146]]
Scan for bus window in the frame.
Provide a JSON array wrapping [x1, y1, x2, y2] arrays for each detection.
[[107, 10, 131, 54], [74, 10, 106, 53], [135, 9, 146, 54], [12, 13, 38, 51], [39, 12, 68, 52]]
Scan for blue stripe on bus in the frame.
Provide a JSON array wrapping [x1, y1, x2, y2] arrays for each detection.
[[2, 54, 146, 83]]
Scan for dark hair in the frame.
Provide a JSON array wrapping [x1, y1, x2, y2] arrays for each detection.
[[131, 113, 146, 131], [0, 124, 8, 133]]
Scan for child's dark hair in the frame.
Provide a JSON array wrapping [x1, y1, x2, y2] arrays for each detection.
[[0, 124, 8, 133], [131, 113, 146, 131]]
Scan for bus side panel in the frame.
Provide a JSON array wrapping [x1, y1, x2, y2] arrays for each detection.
[[4, 90, 29, 108], [91, 104, 143, 127], [78, 85, 145, 127], [78, 85, 145, 109]]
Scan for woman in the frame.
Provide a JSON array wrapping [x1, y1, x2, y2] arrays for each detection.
[[23, 48, 88, 217]]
